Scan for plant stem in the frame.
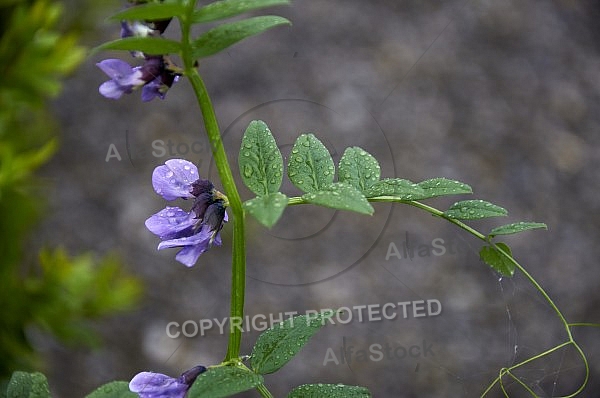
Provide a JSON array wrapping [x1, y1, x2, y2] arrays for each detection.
[[186, 70, 246, 361], [181, 2, 246, 361]]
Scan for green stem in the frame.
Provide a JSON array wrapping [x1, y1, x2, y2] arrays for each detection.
[[256, 384, 275, 398], [181, 3, 245, 361], [289, 195, 590, 396]]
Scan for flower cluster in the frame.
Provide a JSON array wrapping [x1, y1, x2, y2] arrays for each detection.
[[146, 159, 228, 267], [129, 365, 206, 398], [97, 5, 181, 101]]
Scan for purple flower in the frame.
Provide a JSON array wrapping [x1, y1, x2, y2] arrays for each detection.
[[97, 59, 145, 99], [129, 365, 206, 398], [145, 159, 228, 267], [97, 56, 180, 101]]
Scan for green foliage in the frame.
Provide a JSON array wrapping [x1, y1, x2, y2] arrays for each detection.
[[98, 0, 291, 62], [93, 37, 182, 56], [239, 120, 283, 196], [84, 381, 137, 398], [338, 147, 381, 192], [488, 222, 547, 237], [480, 243, 515, 277], [0, 0, 142, 379], [192, 0, 291, 24], [4, 372, 50, 398], [187, 367, 263, 398], [444, 199, 508, 220], [192, 16, 291, 59], [416, 177, 472, 198], [364, 178, 425, 199], [302, 183, 373, 215], [243, 193, 287, 228], [250, 311, 334, 374], [27, 248, 142, 345], [287, 133, 335, 193], [287, 383, 371, 398]]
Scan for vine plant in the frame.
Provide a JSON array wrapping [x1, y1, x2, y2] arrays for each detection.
[[5, 1, 598, 397]]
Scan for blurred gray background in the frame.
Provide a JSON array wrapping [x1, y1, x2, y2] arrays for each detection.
[[36, 0, 600, 396]]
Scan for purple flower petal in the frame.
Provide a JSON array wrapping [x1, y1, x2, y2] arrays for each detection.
[[129, 372, 188, 398], [152, 159, 199, 200], [145, 207, 196, 239], [98, 80, 129, 99], [97, 59, 146, 100], [141, 79, 164, 102], [158, 224, 213, 251], [97, 59, 134, 79], [174, 244, 210, 267]]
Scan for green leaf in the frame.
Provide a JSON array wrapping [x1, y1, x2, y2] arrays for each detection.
[[192, 0, 291, 24], [302, 183, 374, 215], [85, 381, 137, 398], [480, 243, 515, 277], [287, 384, 372, 398], [444, 200, 507, 220], [6, 372, 50, 398], [239, 120, 283, 196], [191, 16, 290, 59], [251, 311, 335, 374], [338, 147, 380, 192], [488, 222, 547, 237], [187, 367, 263, 398], [244, 192, 288, 228], [287, 133, 335, 193], [416, 178, 473, 199], [108, 2, 186, 21], [92, 37, 181, 56], [364, 178, 425, 199]]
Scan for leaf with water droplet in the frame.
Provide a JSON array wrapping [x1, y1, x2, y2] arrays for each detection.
[[338, 147, 380, 193], [488, 222, 547, 238], [239, 120, 283, 196], [364, 178, 425, 199], [243, 192, 288, 228], [302, 183, 373, 215], [251, 311, 335, 374], [444, 200, 507, 220], [6, 371, 51, 398], [287, 134, 335, 193], [287, 383, 372, 398], [480, 242, 515, 277], [187, 366, 263, 398], [416, 178, 472, 199], [85, 381, 136, 398]]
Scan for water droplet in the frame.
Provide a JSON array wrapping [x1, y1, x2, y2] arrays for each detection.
[[165, 170, 174, 178]]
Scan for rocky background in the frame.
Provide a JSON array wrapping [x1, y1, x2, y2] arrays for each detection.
[[35, 0, 600, 396]]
